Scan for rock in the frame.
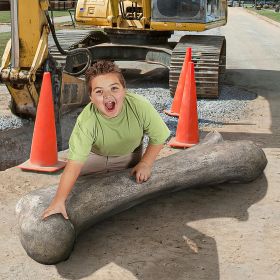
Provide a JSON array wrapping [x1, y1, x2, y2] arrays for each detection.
[[15, 132, 267, 264]]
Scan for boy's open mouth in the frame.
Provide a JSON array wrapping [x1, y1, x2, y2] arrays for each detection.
[[104, 101, 116, 112]]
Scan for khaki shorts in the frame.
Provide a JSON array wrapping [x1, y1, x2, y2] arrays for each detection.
[[80, 145, 143, 175]]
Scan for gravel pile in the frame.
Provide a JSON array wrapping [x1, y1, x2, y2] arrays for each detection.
[[0, 115, 29, 131], [129, 85, 256, 137], [0, 85, 255, 135]]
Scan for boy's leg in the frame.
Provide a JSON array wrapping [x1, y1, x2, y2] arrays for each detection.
[[80, 152, 107, 175], [107, 144, 143, 172], [80, 144, 143, 175]]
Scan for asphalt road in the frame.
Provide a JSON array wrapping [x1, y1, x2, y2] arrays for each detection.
[[202, 7, 280, 279]]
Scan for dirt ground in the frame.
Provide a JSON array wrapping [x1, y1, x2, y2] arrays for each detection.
[[1, 8, 280, 280]]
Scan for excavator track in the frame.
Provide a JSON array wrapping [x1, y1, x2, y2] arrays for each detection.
[[48, 29, 108, 70], [49, 31, 226, 99], [49, 29, 90, 68], [170, 35, 226, 98]]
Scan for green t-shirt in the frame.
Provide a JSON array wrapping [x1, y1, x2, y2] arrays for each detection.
[[68, 92, 170, 162]]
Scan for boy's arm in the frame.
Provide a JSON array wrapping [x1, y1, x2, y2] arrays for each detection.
[[141, 143, 164, 167], [131, 143, 164, 183], [42, 160, 84, 219]]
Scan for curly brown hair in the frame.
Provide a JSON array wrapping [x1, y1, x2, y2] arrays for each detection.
[[85, 60, 126, 95]]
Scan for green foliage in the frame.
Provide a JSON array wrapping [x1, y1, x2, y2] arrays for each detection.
[[51, 11, 70, 17], [248, 8, 280, 22], [0, 32, 11, 59], [257, 9, 280, 22], [0, 10, 69, 24], [0, 11, 11, 23]]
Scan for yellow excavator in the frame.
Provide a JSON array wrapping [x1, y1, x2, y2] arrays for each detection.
[[0, 0, 227, 119]]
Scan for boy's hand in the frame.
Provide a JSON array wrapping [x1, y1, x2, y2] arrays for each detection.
[[131, 161, 152, 184], [42, 199, 69, 220]]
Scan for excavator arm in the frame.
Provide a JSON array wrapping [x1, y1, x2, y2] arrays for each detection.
[[0, 0, 49, 117]]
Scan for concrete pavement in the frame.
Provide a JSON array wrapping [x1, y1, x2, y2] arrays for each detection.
[[0, 23, 10, 32]]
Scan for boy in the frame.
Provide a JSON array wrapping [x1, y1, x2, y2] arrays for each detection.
[[43, 60, 170, 220]]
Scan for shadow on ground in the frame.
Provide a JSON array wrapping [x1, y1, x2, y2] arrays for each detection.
[[55, 174, 267, 280], [223, 69, 280, 149]]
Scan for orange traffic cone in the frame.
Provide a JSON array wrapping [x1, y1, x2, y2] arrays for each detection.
[[18, 72, 67, 172], [164, 48, 192, 117], [168, 62, 199, 148]]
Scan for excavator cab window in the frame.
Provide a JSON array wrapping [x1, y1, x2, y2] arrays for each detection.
[[207, 0, 222, 21], [151, 0, 204, 22]]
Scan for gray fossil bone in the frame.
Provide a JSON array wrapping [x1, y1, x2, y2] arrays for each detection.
[[15, 132, 267, 264]]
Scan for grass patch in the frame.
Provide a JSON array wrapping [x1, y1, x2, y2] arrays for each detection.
[[247, 7, 280, 23], [0, 32, 11, 58], [51, 10, 70, 17], [0, 10, 69, 23], [0, 11, 11, 23], [243, 3, 254, 8]]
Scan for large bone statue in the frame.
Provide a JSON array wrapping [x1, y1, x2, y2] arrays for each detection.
[[16, 132, 267, 264]]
